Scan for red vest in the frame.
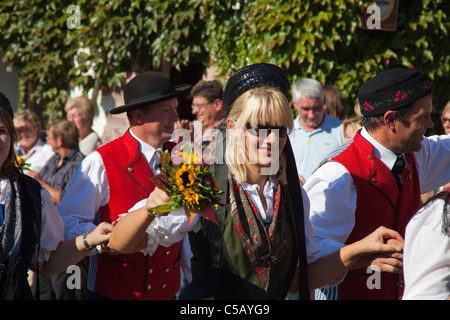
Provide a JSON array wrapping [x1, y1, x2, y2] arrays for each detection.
[[93, 130, 180, 300], [332, 132, 421, 300]]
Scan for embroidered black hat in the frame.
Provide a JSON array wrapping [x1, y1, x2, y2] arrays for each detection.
[[222, 63, 290, 117], [109, 71, 192, 114], [358, 68, 431, 117], [0, 92, 14, 119]]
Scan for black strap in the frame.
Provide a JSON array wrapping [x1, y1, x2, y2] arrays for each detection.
[[20, 175, 42, 300], [284, 139, 310, 300]]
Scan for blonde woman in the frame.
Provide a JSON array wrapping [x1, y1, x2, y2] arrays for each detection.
[[65, 96, 102, 155], [343, 116, 362, 143]]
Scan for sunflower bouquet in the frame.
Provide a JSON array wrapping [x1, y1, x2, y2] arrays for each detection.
[[149, 148, 224, 226]]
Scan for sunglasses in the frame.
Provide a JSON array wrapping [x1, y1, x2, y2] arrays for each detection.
[[245, 122, 290, 137], [441, 116, 450, 124]]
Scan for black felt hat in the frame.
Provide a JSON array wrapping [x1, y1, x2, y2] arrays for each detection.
[[109, 71, 192, 114], [358, 68, 431, 117], [0, 92, 14, 119], [222, 63, 290, 117]]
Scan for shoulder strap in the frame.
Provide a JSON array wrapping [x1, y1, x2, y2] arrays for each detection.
[[284, 139, 310, 300], [19, 174, 42, 300]]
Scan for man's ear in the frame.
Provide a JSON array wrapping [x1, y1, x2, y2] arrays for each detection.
[[214, 99, 223, 112], [132, 108, 145, 124], [56, 136, 64, 148], [383, 110, 397, 131]]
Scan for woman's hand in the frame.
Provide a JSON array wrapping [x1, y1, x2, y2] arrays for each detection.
[[86, 221, 115, 247]]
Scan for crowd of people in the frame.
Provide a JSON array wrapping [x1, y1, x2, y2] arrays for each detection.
[[0, 63, 449, 301]]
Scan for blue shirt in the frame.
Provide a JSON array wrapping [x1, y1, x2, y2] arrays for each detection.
[[289, 113, 344, 180]]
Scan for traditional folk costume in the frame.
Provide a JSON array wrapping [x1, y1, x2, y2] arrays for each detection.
[[181, 137, 319, 300], [180, 63, 319, 300], [306, 68, 450, 300], [0, 101, 64, 300], [58, 72, 192, 300]]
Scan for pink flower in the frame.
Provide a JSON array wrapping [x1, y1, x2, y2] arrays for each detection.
[[394, 97, 400, 102], [395, 91, 402, 97], [365, 102, 369, 106], [401, 93, 408, 99], [369, 105, 374, 110]]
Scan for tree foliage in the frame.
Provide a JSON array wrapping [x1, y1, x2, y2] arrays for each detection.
[[1, 0, 449, 124]]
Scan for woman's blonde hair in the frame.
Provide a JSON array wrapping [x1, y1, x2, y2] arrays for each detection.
[[225, 86, 293, 184]]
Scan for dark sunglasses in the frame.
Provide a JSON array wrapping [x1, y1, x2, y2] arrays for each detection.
[[245, 122, 290, 137]]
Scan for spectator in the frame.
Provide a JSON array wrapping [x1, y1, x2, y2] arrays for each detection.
[[14, 109, 54, 173], [27, 120, 84, 205], [289, 78, 344, 185], [65, 96, 102, 156], [27, 120, 86, 300], [343, 116, 362, 143], [175, 80, 224, 149], [323, 84, 348, 120]]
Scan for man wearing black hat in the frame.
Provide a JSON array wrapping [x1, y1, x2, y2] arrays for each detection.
[[304, 68, 450, 300], [57, 72, 193, 300]]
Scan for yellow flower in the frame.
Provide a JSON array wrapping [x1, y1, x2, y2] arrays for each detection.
[[16, 155, 24, 165], [179, 151, 201, 164], [183, 188, 199, 205], [174, 164, 202, 205], [175, 164, 197, 189]]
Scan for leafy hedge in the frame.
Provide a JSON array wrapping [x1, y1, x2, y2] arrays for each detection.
[[1, 0, 449, 123]]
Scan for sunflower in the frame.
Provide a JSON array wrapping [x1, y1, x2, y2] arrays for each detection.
[[174, 164, 200, 205]]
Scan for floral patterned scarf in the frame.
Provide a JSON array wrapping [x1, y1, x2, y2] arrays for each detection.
[[229, 175, 293, 292]]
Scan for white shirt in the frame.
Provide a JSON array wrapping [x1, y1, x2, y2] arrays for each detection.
[[0, 178, 64, 263], [15, 139, 55, 173], [304, 128, 450, 257], [403, 196, 450, 300]]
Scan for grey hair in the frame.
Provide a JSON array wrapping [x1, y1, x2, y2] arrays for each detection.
[[291, 78, 324, 103]]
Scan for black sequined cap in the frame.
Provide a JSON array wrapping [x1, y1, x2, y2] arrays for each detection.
[[222, 63, 291, 118]]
